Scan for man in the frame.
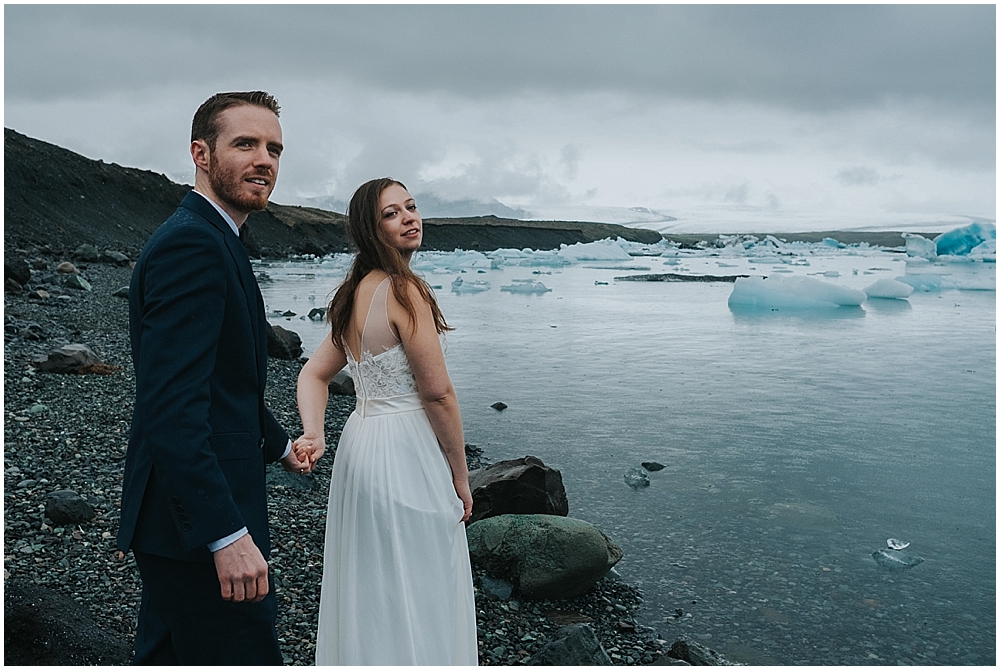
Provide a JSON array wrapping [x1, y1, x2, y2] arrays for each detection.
[[119, 91, 307, 665]]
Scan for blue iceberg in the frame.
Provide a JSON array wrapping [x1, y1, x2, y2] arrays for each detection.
[[934, 222, 996, 256]]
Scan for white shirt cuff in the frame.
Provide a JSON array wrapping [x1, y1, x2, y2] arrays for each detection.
[[281, 439, 292, 460], [208, 527, 248, 552]]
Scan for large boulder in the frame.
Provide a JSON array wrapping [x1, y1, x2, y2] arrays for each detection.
[[33, 344, 107, 374], [528, 623, 612, 665], [100, 249, 131, 266], [267, 324, 303, 359], [45, 490, 95, 526], [666, 638, 734, 665], [468, 455, 568, 524], [329, 368, 355, 395], [4, 579, 131, 665], [72, 243, 101, 262], [466, 514, 623, 600], [5, 256, 31, 292]]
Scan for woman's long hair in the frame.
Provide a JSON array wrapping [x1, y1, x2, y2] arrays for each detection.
[[327, 178, 451, 351]]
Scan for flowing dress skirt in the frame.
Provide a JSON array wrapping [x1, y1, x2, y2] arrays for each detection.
[[315, 393, 478, 665]]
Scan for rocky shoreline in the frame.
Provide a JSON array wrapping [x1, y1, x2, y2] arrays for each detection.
[[4, 259, 729, 665]]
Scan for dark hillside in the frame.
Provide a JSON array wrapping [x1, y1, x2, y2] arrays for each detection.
[[4, 128, 662, 258]]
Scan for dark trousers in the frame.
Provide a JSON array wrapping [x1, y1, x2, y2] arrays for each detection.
[[132, 551, 282, 666]]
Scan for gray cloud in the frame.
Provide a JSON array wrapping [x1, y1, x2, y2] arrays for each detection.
[[3, 5, 994, 228], [837, 167, 881, 187], [5, 4, 994, 116]]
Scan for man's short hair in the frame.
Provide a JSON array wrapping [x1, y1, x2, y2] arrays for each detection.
[[191, 91, 281, 150]]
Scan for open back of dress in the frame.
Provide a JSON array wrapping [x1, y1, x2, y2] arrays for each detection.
[[315, 275, 477, 665]]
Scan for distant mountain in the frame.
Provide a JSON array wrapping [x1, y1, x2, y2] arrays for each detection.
[[301, 193, 529, 220], [3, 128, 661, 259]]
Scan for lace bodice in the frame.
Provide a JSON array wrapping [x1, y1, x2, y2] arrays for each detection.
[[347, 344, 419, 400], [345, 276, 444, 400]]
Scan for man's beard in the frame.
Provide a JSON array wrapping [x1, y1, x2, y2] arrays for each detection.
[[208, 162, 271, 214]]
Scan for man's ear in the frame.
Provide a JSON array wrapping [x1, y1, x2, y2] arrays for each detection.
[[191, 139, 211, 173]]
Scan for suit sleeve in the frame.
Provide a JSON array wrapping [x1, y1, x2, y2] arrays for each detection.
[[262, 405, 289, 464], [133, 225, 245, 550]]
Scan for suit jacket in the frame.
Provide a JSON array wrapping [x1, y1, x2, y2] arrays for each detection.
[[118, 191, 289, 564]]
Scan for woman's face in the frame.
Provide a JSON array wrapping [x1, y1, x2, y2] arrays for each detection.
[[378, 183, 422, 256]]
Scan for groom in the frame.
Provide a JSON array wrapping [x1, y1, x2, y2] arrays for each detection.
[[118, 91, 307, 664]]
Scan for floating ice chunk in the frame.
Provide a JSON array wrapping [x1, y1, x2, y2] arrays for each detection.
[[500, 279, 552, 294], [863, 278, 914, 300], [886, 538, 910, 550], [897, 274, 944, 292], [903, 233, 937, 260], [872, 548, 924, 570], [624, 467, 650, 489], [451, 277, 490, 293], [557, 240, 632, 261], [935, 222, 996, 256], [822, 237, 846, 248], [969, 238, 997, 260], [728, 275, 866, 310]]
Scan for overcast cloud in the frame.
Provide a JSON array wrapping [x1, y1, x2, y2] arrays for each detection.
[[5, 4, 995, 231]]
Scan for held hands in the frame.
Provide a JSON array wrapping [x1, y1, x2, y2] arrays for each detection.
[[280, 447, 310, 474], [212, 534, 269, 603], [290, 433, 326, 474]]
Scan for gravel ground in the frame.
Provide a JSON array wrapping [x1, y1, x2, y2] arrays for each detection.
[[4, 259, 680, 665]]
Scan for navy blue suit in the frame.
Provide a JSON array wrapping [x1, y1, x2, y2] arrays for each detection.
[[119, 191, 289, 664]]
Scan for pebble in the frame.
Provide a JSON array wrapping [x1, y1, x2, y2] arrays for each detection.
[[4, 262, 681, 666]]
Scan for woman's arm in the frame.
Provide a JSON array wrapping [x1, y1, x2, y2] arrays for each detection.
[[295, 335, 348, 472], [392, 282, 472, 522]]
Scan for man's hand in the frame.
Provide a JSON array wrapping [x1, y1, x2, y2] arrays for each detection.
[[281, 447, 309, 474], [212, 534, 269, 603], [291, 434, 326, 474]]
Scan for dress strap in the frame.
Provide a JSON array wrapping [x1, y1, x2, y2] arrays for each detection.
[[360, 277, 400, 357]]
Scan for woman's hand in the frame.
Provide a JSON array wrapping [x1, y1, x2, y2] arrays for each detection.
[[454, 478, 473, 523], [292, 433, 326, 473]]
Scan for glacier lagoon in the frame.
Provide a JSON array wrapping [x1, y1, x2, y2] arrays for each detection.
[[257, 236, 995, 665]]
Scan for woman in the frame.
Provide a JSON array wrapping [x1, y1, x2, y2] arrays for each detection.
[[294, 178, 478, 665]]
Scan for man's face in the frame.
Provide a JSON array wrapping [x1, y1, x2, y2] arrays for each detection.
[[205, 105, 283, 216]]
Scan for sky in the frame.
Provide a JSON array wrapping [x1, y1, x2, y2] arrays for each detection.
[[4, 4, 996, 233]]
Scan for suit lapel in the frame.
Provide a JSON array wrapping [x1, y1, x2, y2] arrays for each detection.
[[180, 192, 266, 394]]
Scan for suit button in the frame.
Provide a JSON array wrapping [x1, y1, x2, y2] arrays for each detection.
[[181, 522, 192, 531], [171, 497, 180, 505]]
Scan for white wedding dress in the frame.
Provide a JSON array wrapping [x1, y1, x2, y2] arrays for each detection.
[[315, 278, 478, 665]]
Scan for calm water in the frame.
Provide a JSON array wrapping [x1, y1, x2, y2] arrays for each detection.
[[259, 248, 995, 665]]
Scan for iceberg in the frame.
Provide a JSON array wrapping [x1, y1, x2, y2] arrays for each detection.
[[897, 274, 945, 292], [500, 279, 552, 294], [863, 278, 914, 300], [728, 275, 866, 310], [934, 222, 996, 256], [451, 277, 490, 293], [557, 240, 632, 261], [903, 233, 937, 260]]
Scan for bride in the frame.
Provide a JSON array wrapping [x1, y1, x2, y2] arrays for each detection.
[[294, 178, 478, 665]]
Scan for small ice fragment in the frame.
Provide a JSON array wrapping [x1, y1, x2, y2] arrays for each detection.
[[872, 548, 923, 570], [451, 277, 490, 293], [864, 278, 914, 300], [500, 280, 551, 294], [624, 467, 650, 489], [886, 538, 910, 550]]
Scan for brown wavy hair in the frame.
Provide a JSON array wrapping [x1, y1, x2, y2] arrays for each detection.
[[191, 91, 280, 150], [327, 178, 451, 351]]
